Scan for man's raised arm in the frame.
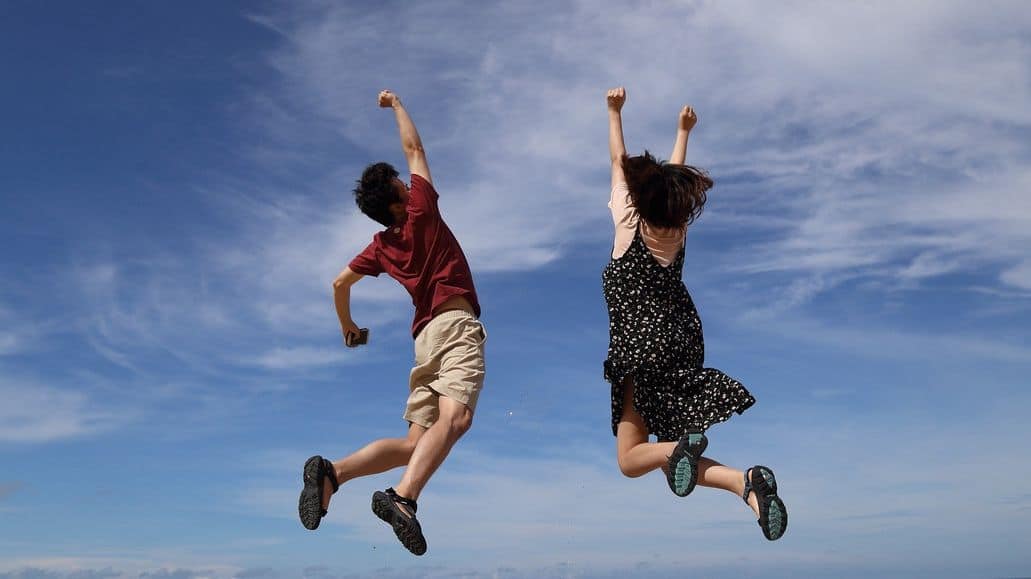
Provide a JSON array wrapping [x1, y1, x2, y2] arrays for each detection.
[[379, 90, 432, 184]]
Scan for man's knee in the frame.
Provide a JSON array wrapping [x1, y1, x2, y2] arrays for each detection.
[[403, 423, 427, 455], [401, 437, 419, 456], [449, 410, 473, 437], [440, 405, 473, 438]]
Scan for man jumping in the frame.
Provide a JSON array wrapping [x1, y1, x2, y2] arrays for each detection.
[[298, 90, 486, 556]]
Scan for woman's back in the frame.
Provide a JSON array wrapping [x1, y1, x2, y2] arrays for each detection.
[[609, 181, 686, 267]]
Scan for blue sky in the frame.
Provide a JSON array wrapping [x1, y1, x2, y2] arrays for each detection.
[[2, 1, 1030, 577]]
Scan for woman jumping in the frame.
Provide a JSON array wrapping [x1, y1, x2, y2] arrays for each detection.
[[602, 86, 787, 541]]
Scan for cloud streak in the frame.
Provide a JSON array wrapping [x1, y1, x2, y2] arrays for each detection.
[[0, 379, 124, 443], [236, 0, 1031, 325]]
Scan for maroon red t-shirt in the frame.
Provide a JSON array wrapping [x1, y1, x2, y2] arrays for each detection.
[[348, 174, 481, 337]]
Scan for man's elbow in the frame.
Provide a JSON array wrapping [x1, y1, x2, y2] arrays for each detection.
[[334, 268, 364, 292], [332, 275, 352, 292], [403, 142, 426, 157]]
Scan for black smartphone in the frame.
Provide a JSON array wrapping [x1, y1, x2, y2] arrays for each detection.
[[347, 328, 369, 347]]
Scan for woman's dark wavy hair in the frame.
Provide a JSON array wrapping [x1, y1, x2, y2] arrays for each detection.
[[622, 150, 713, 229], [353, 162, 401, 226]]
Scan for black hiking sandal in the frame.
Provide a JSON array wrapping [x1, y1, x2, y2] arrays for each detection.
[[298, 455, 339, 530], [743, 465, 788, 541], [666, 428, 708, 497], [372, 487, 427, 556]]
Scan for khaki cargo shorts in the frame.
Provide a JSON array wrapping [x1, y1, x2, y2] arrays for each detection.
[[404, 308, 487, 428]]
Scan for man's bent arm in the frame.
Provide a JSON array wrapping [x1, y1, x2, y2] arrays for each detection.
[[333, 267, 364, 343]]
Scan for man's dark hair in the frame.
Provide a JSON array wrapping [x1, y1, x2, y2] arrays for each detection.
[[353, 162, 401, 226], [622, 150, 713, 229]]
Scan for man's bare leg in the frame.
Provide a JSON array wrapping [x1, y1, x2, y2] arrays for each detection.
[[322, 423, 426, 510], [392, 395, 472, 502]]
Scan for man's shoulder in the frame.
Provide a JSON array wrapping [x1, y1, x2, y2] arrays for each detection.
[[358, 230, 389, 254], [410, 173, 439, 198]]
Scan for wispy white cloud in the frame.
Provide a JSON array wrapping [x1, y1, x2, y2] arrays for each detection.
[[1000, 258, 1031, 291], [24, 0, 1022, 382], [0, 558, 236, 579], [730, 309, 1031, 367], [4, 1, 1021, 393], [242, 346, 356, 370], [0, 331, 23, 356], [236, 0, 1031, 324], [0, 305, 51, 357], [0, 379, 126, 443]]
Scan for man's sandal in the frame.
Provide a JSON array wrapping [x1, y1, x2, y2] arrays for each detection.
[[298, 455, 339, 530], [372, 487, 427, 556]]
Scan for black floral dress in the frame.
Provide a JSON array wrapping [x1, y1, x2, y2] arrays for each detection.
[[603, 227, 756, 442]]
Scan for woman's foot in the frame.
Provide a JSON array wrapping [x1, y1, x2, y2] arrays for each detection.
[[743, 465, 787, 541], [298, 455, 339, 530], [371, 488, 427, 556], [666, 429, 708, 497]]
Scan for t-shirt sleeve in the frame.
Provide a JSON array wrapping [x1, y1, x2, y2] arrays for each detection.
[[608, 181, 634, 226], [608, 181, 639, 258], [407, 173, 440, 216], [348, 239, 384, 277]]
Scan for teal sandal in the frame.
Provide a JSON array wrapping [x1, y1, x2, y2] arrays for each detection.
[[743, 465, 787, 541], [666, 428, 708, 497]]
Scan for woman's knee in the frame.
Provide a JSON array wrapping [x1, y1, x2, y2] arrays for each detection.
[[616, 453, 645, 478]]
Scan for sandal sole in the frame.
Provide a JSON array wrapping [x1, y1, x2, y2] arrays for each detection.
[[668, 431, 708, 497], [751, 466, 788, 541], [298, 455, 326, 530], [372, 491, 427, 556], [761, 495, 787, 541]]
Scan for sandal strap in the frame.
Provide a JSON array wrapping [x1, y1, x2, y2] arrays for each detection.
[[386, 487, 418, 514], [742, 469, 753, 504], [322, 458, 340, 493]]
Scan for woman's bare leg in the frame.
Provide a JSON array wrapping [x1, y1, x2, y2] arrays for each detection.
[[615, 378, 764, 518], [615, 378, 677, 477], [696, 457, 760, 516]]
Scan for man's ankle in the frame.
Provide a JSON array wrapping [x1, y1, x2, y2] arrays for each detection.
[[392, 485, 418, 502]]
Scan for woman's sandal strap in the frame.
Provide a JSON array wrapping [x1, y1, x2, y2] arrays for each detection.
[[742, 469, 754, 504]]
